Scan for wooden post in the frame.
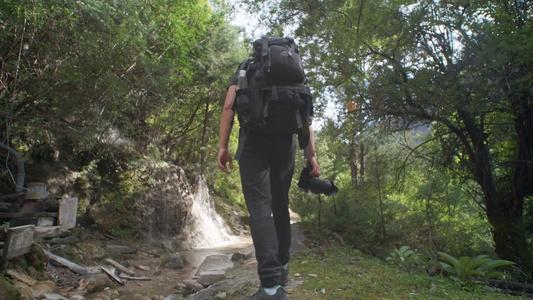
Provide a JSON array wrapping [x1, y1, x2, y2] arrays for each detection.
[[58, 197, 78, 230]]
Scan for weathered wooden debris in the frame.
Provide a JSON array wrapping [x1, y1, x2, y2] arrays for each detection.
[[137, 248, 161, 257], [134, 263, 151, 271], [104, 258, 135, 276], [105, 244, 137, 254], [34, 226, 62, 238], [118, 274, 151, 281], [1, 225, 35, 269], [101, 266, 124, 285], [487, 279, 533, 297], [44, 249, 88, 275], [102, 233, 116, 240], [58, 197, 78, 230]]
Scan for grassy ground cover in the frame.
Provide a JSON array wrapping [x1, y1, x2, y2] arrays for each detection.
[[288, 244, 523, 300]]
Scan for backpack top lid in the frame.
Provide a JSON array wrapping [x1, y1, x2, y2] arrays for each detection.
[[250, 36, 305, 85], [252, 36, 299, 59]]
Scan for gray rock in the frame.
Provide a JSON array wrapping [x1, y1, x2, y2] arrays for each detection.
[[182, 279, 204, 292], [32, 281, 60, 298], [195, 255, 233, 276], [197, 271, 226, 287], [162, 252, 185, 269], [285, 279, 304, 292], [190, 276, 257, 300], [43, 294, 68, 300], [85, 273, 114, 294], [231, 245, 255, 262], [69, 295, 86, 300]]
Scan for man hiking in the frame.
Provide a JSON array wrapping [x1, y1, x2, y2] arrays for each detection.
[[218, 36, 320, 300]]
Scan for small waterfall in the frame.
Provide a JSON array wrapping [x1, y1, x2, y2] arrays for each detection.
[[188, 176, 234, 248]]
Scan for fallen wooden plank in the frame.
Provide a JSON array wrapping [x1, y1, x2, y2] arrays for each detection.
[[134, 264, 150, 271], [101, 266, 124, 285], [137, 248, 160, 257], [105, 244, 136, 254], [104, 258, 135, 276], [1, 225, 35, 270], [34, 226, 62, 238], [43, 249, 88, 275], [118, 274, 151, 281]]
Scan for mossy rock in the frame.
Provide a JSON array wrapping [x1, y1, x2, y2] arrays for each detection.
[[25, 243, 49, 270], [0, 276, 21, 300]]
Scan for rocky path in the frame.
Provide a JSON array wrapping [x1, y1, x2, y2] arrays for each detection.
[[187, 224, 309, 300], [1, 224, 310, 300]]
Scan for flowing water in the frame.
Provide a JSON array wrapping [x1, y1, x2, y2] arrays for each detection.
[[188, 175, 250, 249], [182, 175, 252, 276]]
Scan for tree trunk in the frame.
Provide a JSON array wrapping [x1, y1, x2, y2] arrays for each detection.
[[350, 136, 358, 190], [375, 154, 385, 240], [359, 142, 365, 191], [0, 142, 25, 193], [458, 109, 533, 274]]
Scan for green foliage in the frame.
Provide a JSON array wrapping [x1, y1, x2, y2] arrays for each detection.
[[438, 252, 515, 285], [87, 152, 152, 238], [245, 0, 533, 273], [0, 0, 248, 235], [387, 246, 426, 272], [284, 244, 518, 300]]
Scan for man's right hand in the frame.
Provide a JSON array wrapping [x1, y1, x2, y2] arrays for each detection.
[[218, 148, 233, 173]]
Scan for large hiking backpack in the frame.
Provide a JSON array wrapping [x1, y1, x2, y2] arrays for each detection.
[[233, 36, 313, 150]]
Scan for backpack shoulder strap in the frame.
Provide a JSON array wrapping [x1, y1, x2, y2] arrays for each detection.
[[237, 59, 251, 72], [262, 36, 269, 58]]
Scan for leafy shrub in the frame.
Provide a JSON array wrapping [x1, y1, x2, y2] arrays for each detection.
[[387, 245, 426, 272], [438, 252, 515, 285]]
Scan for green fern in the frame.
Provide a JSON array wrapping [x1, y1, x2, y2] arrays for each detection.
[[387, 246, 426, 272], [438, 252, 515, 285]]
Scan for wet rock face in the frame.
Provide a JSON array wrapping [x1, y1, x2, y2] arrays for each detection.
[[137, 164, 194, 243]]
